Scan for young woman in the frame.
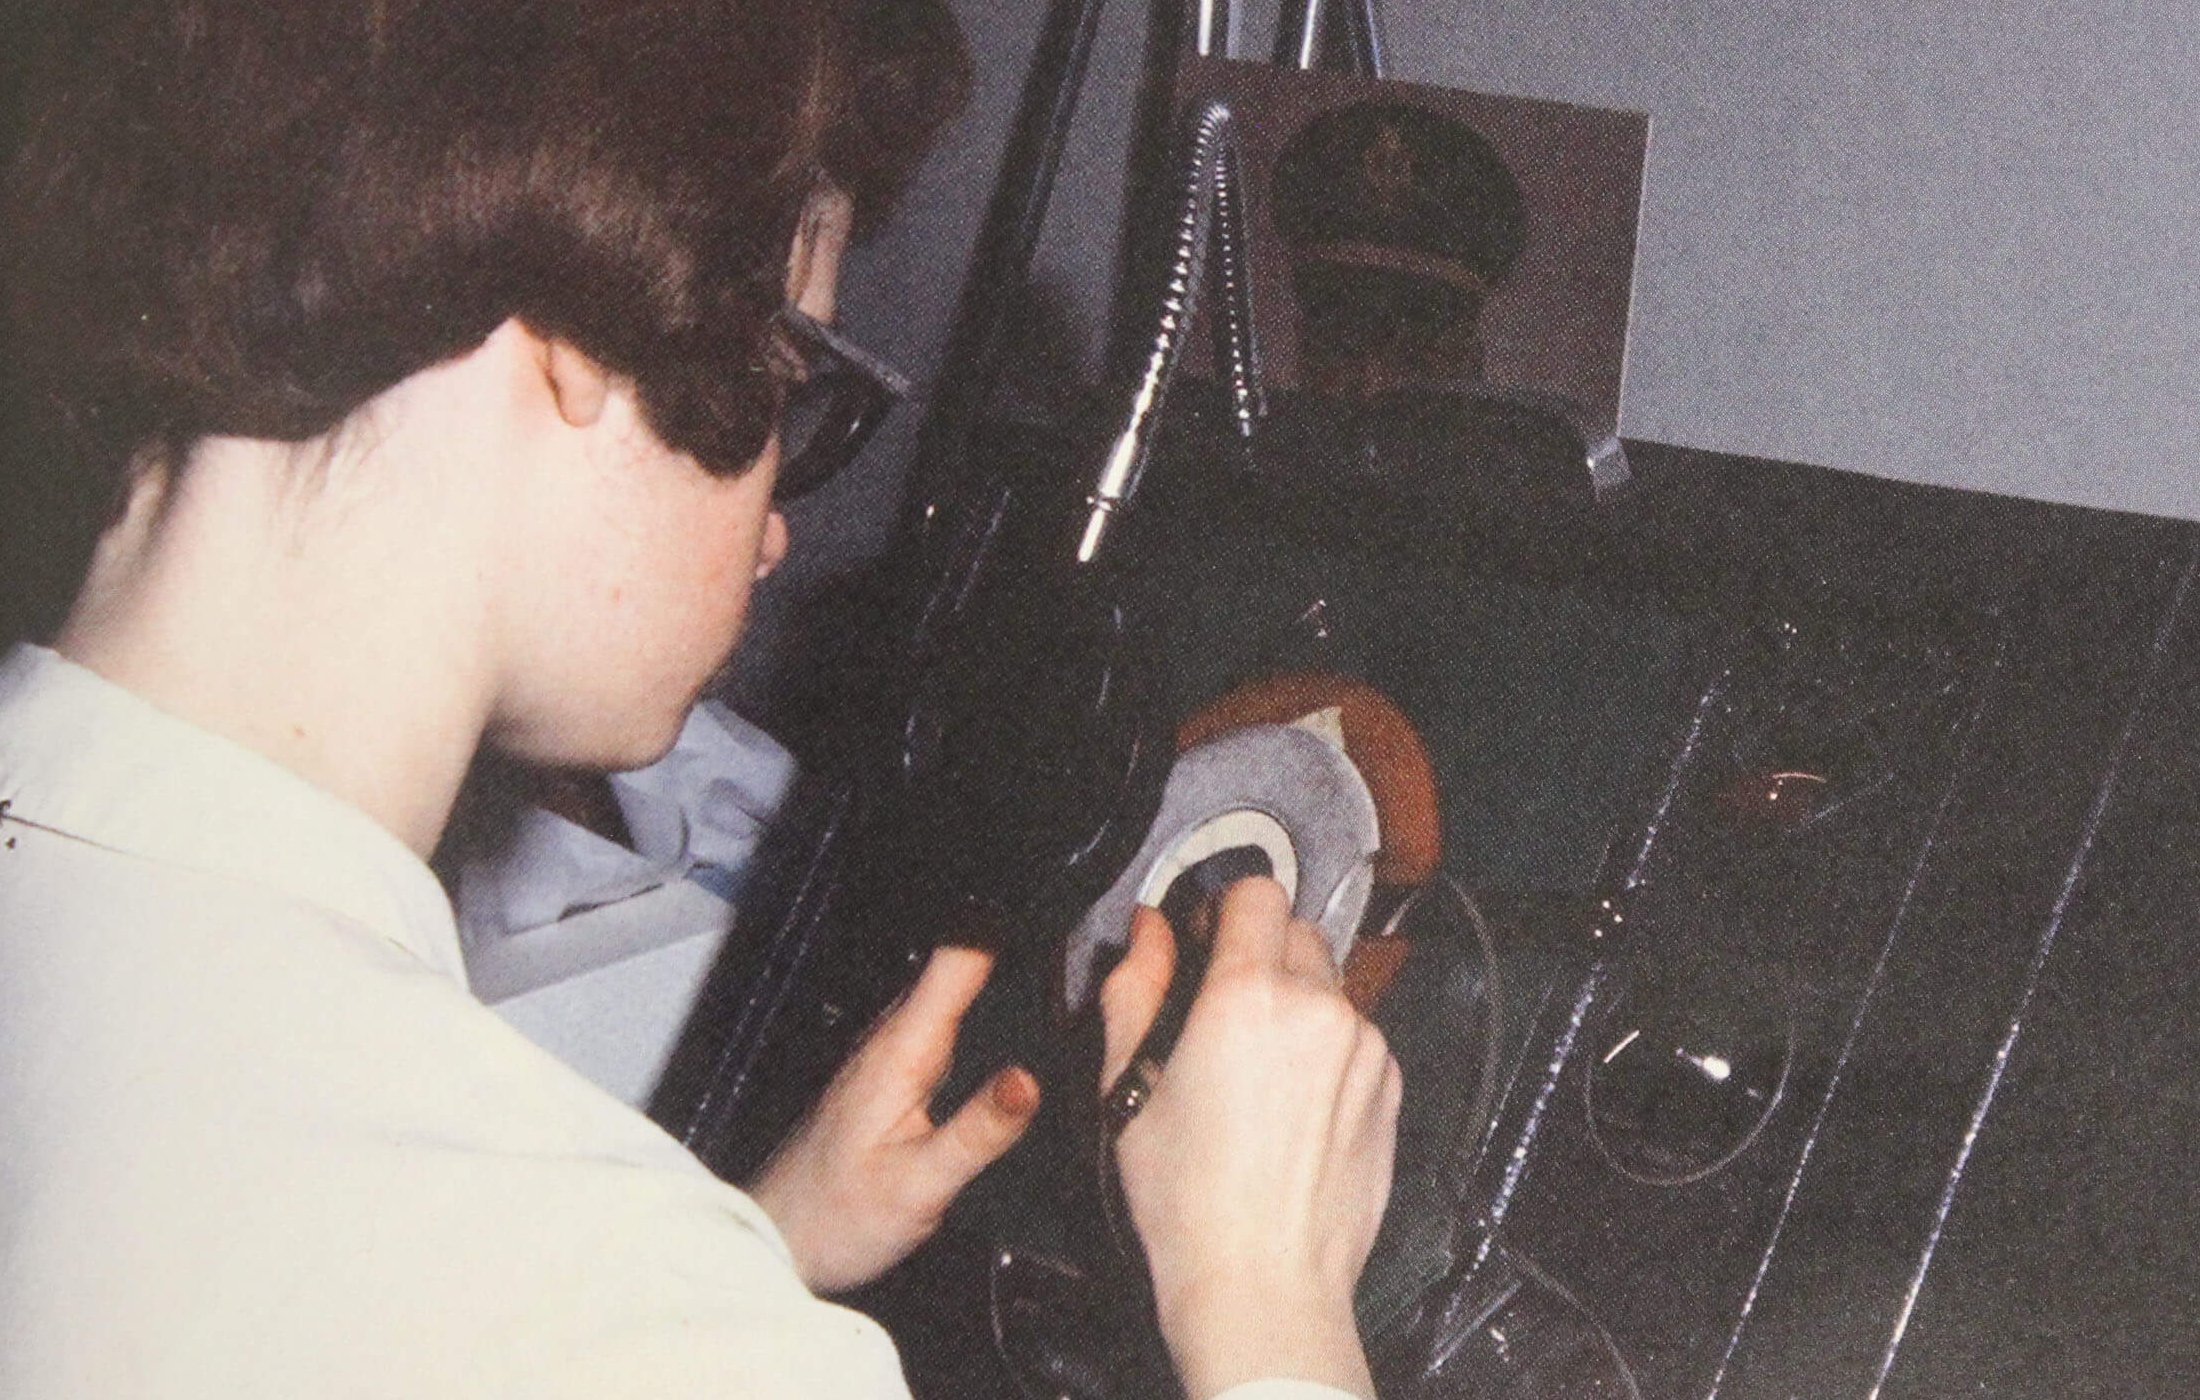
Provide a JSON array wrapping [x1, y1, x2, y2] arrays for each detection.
[[0, 2, 1401, 1396]]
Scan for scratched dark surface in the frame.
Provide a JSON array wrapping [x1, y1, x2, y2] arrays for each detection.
[[658, 412, 2200, 1398]]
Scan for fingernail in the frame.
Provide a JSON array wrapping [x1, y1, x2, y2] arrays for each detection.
[[991, 1067, 1040, 1117]]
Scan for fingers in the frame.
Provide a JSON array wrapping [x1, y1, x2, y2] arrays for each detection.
[[1362, 1054, 1404, 1236], [1206, 876, 1294, 977], [1207, 876, 1336, 991], [1281, 920, 1341, 988], [1100, 905, 1178, 1087], [909, 1065, 1041, 1207], [902, 945, 996, 1030], [873, 945, 996, 1089], [1336, 1022, 1398, 1139]]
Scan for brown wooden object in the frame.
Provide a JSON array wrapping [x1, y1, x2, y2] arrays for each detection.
[[1177, 673, 1443, 1014], [1176, 672, 1441, 886]]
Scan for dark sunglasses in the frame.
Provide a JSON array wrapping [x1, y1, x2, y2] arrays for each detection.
[[769, 307, 912, 503]]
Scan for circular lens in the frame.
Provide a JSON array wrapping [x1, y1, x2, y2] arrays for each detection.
[[1585, 967, 1794, 1186], [1357, 877, 1507, 1345]]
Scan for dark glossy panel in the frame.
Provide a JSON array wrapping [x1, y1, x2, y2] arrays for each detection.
[[1682, 531, 2194, 1398], [1467, 592, 1996, 1397], [662, 413, 2200, 1397], [1880, 546, 2200, 1398]]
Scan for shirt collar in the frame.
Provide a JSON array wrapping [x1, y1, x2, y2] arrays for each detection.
[[0, 643, 468, 987]]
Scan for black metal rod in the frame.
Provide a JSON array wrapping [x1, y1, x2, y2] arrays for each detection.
[[1276, 0, 1386, 76], [1187, 0, 1233, 57], [1107, 0, 1197, 379], [904, 0, 1113, 524], [1274, 0, 1326, 70], [1337, 0, 1388, 77]]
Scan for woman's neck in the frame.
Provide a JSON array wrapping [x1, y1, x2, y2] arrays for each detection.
[[57, 435, 497, 857]]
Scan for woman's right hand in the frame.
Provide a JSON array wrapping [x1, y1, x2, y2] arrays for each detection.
[[1099, 877, 1403, 1400]]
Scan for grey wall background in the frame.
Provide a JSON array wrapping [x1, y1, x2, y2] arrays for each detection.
[[1405, 0, 2200, 523], [811, 0, 2200, 549]]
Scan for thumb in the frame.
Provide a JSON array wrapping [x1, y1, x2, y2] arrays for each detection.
[[1099, 906, 1178, 1088], [910, 1066, 1041, 1205]]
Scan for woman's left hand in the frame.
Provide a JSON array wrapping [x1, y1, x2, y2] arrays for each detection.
[[747, 946, 1040, 1295]]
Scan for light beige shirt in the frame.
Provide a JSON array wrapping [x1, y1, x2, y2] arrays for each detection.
[[0, 645, 1351, 1400]]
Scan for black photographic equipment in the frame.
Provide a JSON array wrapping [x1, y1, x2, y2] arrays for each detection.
[[653, 4, 2200, 1395]]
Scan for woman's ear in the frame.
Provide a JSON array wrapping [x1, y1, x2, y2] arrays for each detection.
[[541, 336, 612, 429], [787, 188, 854, 318]]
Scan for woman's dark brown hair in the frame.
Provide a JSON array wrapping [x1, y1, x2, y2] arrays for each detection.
[[1, 0, 966, 640]]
